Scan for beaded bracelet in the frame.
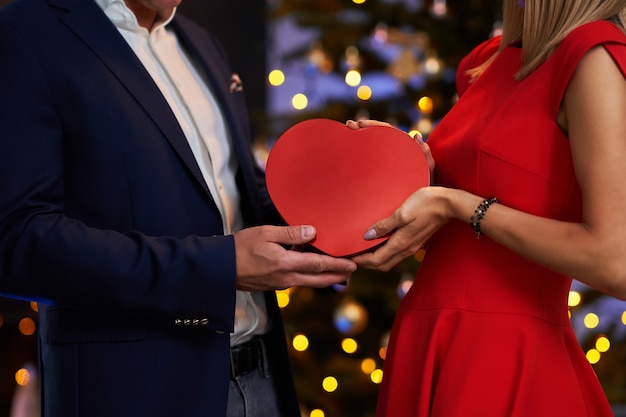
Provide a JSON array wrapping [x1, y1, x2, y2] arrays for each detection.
[[470, 197, 498, 238]]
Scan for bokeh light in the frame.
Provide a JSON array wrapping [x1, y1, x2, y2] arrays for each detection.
[[322, 376, 338, 392], [568, 291, 581, 307], [361, 358, 376, 375], [408, 130, 423, 141], [596, 336, 610, 353], [417, 96, 433, 115], [291, 93, 308, 110], [583, 313, 599, 329], [341, 338, 358, 354], [293, 333, 309, 352], [586, 348, 601, 364], [268, 69, 285, 86], [370, 369, 383, 384], [345, 70, 362, 87], [334, 299, 369, 336], [310, 409, 325, 417], [18, 317, 36, 336], [416, 118, 433, 135], [357, 85, 372, 100], [15, 368, 30, 386], [276, 289, 290, 308]]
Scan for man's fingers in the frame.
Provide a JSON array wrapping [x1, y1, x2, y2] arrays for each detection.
[[287, 251, 356, 273]]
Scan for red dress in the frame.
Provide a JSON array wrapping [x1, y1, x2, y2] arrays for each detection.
[[376, 21, 626, 417]]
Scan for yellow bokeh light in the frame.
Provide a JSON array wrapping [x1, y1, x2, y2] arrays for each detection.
[[357, 85, 372, 101], [361, 358, 376, 375], [268, 69, 285, 86], [568, 291, 581, 307], [322, 376, 338, 392], [18, 317, 36, 336], [417, 96, 433, 115], [276, 289, 290, 308], [352, 0, 366, 4], [15, 368, 30, 386], [292, 333, 309, 352], [583, 313, 599, 329], [341, 338, 358, 354], [345, 70, 361, 87], [622, 310, 626, 325], [586, 348, 601, 364], [596, 336, 610, 353], [310, 409, 325, 417], [292, 93, 308, 110], [408, 130, 423, 141], [370, 369, 384, 384]]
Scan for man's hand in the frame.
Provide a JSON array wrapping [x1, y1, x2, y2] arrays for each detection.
[[233, 225, 357, 291]]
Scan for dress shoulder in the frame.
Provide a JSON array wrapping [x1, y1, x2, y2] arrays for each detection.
[[456, 35, 501, 97], [548, 20, 626, 110]]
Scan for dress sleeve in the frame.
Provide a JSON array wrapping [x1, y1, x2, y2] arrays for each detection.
[[548, 20, 626, 115], [605, 43, 626, 77]]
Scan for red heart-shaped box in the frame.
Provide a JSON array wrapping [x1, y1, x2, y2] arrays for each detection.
[[265, 118, 430, 257]]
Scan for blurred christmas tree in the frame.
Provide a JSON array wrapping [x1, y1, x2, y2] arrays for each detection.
[[260, 1, 626, 417]]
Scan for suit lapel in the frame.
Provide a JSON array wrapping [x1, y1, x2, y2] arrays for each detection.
[[171, 17, 264, 225], [50, 0, 212, 197]]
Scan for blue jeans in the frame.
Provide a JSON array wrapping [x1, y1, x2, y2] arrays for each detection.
[[226, 339, 284, 417]]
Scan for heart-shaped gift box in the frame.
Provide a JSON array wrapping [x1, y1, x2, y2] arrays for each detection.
[[265, 118, 430, 257]]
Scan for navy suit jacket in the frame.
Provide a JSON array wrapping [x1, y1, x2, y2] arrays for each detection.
[[0, 0, 298, 416]]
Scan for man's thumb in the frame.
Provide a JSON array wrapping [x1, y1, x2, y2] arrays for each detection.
[[285, 225, 316, 244]]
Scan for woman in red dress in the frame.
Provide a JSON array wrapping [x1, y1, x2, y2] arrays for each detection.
[[349, 0, 626, 415]]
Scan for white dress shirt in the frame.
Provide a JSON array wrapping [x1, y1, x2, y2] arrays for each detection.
[[94, 0, 268, 346]]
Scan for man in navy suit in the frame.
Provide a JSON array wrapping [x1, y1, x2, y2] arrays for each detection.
[[0, 0, 357, 416]]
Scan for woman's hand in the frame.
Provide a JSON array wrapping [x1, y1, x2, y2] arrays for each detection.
[[351, 186, 451, 271], [345, 119, 435, 180]]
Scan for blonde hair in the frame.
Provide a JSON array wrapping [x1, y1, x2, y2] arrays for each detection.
[[473, 0, 626, 81]]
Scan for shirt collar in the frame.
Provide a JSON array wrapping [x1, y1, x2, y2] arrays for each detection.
[[94, 0, 176, 33]]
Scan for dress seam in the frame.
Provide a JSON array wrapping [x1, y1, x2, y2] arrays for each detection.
[[399, 305, 570, 327]]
